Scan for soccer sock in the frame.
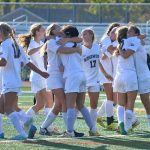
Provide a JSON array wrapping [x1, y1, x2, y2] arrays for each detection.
[[97, 100, 106, 117], [67, 108, 76, 133], [8, 112, 27, 137], [105, 100, 114, 117], [17, 110, 30, 123], [90, 109, 97, 131], [0, 114, 3, 134], [41, 111, 56, 129], [105, 100, 114, 125], [44, 107, 52, 116], [132, 112, 137, 124], [26, 107, 36, 118], [117, 105, 125, 124], [147, 114, 150, 126], [125, 109, 133, 131], [62, 112, 67, 129], [80, 107, 95, 132]]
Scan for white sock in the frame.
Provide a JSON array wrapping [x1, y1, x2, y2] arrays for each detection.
[[62, 112, 67, 128], [132, 112, 137, 124], [105, 100, 114, 117], [117, 105, 125, 124], [8, 112, 27, 137], [17, 110, 30, 123], [26, 108, 35, 118], [44, 107, 52, 116], [147, 114, 150, 126], [41, 112, 56, 129], [90, 109, 97, 131], [125, 109, 133, 131], [0, 114, 3, 134], [97, 101, 106, 117]]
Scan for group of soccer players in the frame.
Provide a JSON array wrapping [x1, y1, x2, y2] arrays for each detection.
[[0, 21, 150, 140]]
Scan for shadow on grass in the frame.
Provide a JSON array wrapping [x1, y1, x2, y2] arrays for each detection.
[[80, 136, 150, 149], [23, 139, 107, 150]]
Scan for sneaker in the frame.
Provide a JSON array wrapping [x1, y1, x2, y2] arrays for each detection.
[[39, 127, 52, 136], [107, 123, 117, 131], [97, 117, 106, 128], [11, 135, 27, 140], [74, 130, 84, 137], [60, 131, 74, 138], [28, 125, 37, 139], [119, 122, 127, 135], [89, 130, 101, 136], [47, 126, 61, 135], [0, 133, 4, 139], [132, 119, 140, 129]]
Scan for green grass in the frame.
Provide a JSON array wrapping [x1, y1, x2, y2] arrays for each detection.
[[0, 89, 150, 150]]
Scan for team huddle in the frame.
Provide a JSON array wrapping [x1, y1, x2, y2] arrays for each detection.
[[0, 22, 150, 140]]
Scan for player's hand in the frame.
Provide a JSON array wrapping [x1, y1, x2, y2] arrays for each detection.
[[57, 38, 68, 45], [105, 73, 113, 81], [40, 72, 49, 78], [101, 53, 108, 60]]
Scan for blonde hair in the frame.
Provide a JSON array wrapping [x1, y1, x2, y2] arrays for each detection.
[[46, 23, 60, 36], [18, 23, 42, 52], [0, 22, 20, 58]]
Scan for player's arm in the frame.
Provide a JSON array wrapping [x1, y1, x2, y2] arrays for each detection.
[[57, 37, 82, 45], [119, 48, 135, 59], [57, 46, 82, 54], [99, 61, 113, 81]]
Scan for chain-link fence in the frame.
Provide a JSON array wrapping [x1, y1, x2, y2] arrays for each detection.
[[0, 2, 150, 23]]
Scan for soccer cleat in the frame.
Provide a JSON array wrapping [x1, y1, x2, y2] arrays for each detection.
[[28, 125, 37, 139], [60, 131, 74, 138], [132, 119, 140, 129], [47, 126, 61, 135], [106, 123, 117, 131], [24, 118, 33, 133], [74, 130, 84, 137], [11, 135, 27, 140], [39, 127, 52, 136], [119, 122, 127, 135], [89, 130, 101, 136], [0, 133, 4, 139], [97, 117, 106, 128]]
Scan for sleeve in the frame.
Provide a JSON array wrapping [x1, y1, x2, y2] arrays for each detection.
[[128, 38, 140, 52], [28, 40, 43, 53], [47, 39, 60, 54], [0, 44, 9, 60], [20, 47, 29, 65], [100, 37, 112, 53]]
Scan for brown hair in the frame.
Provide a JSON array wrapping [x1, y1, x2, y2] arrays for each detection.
[[106, 22, 120, 35], [0, 22, 20, 58], [46, 23, 59, 36], [18, 23, 42, 52], [81, 28, 95, 42]]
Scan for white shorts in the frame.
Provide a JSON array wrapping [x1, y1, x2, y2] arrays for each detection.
[[100, 59, 113, 84], [2, 88, 21, 95], [138, 78, 150, 94], [31, 78, 46, 93], [64, 73, 86, 93], [87, 85, 100, 92], [113, 71, 138, 93], [46, 74, 64, 90]]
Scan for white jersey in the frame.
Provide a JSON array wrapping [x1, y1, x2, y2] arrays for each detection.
[[0, 44, 2, 93], [60, 42, 84, 78], [81, 43, 101, 86], [116, 39, 137, 73], [47, 38, 62, 76], [0, 38, 29, 89], [128, 36, 150, 80], [28, 39, 46, 81]]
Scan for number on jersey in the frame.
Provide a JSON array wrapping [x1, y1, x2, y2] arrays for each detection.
[[90, 60, 96, 68]]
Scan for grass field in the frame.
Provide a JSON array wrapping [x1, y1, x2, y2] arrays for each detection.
[[0, 87, 150, 150]]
